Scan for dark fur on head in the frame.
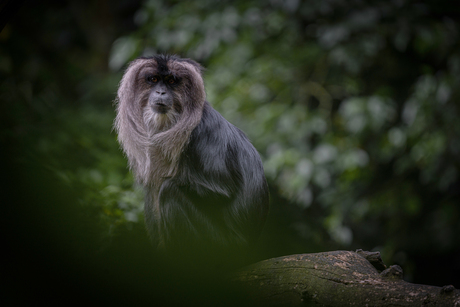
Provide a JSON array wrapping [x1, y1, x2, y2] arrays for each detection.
[[115, 55, 269, 268]]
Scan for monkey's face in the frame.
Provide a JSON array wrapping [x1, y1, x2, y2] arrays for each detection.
[[137, 63, 186, 134], [144, 73, 181, 115], [116, 55, 206, 140]]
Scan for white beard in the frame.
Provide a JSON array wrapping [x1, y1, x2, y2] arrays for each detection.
[[143, 106, 180, 137]]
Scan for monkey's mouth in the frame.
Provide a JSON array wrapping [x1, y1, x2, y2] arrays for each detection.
[[153, 103, 170, 114]]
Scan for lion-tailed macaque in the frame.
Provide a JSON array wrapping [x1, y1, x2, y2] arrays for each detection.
[[115, 55, 269, 269]]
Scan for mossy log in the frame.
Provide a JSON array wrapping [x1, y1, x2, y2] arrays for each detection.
[[233, 250, 460, 306]]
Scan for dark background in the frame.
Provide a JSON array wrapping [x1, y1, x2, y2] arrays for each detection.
[[2, 0, 460, 305]]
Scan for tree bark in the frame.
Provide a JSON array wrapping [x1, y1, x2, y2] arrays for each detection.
[[233, 250, 460, 306]]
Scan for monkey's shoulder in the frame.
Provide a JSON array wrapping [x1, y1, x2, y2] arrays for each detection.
[[177, 102, 264, 190], [186, 101, 259, 163]]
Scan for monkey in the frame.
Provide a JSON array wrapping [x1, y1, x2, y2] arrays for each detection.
[[114, 55, 269, 268]]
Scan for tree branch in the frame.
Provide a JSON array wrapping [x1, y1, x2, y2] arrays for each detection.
[[233, 250, 460, 306]]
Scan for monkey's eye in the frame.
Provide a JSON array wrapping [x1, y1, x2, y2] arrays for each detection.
[[168, 78, 175, 84], [146, 75, 159, 84]]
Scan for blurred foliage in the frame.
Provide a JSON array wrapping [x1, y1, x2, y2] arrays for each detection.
[[2, 0, 460, 289]]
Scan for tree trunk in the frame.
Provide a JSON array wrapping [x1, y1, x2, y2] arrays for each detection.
[[233, 250, 460, 306]]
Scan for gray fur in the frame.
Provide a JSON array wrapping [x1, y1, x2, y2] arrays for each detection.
[[115, 57, 205, 187]]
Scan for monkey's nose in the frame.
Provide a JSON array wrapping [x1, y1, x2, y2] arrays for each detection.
[[156, 90, 166, 95]]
